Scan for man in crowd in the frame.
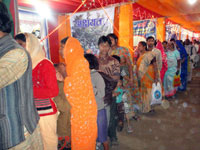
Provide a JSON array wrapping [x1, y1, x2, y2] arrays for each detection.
[[0, 2, 43, 149], [184, 39, 198, 81], [147, 36, 162, 82]]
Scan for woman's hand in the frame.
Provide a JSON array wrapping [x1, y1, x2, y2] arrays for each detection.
[[56, 71, 64, 81]]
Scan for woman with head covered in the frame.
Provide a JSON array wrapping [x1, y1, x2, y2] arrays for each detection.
[[63, 37, 97, 150], [25, 33, 59, 150]]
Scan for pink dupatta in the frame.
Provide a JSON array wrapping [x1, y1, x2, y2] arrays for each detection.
[[156, 41, 168, 82]]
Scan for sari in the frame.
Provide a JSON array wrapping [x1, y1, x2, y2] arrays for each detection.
[[156, 41, 168, 83], [63, 37, 97, 150], [136, 51, 156, 113], [176, 40, 188, 91], [164, 50, 180, 97], [111, 46, 141, 105]]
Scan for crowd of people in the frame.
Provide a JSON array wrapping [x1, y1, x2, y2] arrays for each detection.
[[1, 2, 200, 150]]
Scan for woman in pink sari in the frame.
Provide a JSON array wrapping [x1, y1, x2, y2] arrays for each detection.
[[156, 41, 168, 83]]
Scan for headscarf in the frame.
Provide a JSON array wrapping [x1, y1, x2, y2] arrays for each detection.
[[176, 40, 188, 60], [64, 37, 84, 76], [137, 48, 162, 80], [156, 41, 168, 82], [25, 33, 46, 69], [176, 40, 188, 91], [63, 37, 97, 149]]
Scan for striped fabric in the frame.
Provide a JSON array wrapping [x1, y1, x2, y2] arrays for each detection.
[[9, 126, 43, 150], [0, 34, 39, 149], [34, 98, 54, 115], [0, 49, 28, 89]]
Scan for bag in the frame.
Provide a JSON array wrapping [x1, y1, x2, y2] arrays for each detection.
[[151, 82, 162, 105], [173, 75, 181, 87]]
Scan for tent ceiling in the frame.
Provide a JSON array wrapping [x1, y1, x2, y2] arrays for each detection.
[[137, 0, 200, 32], [18, 0, 200, 32], [18, 0, 130, 13]]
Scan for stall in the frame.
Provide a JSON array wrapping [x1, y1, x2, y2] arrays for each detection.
[[3, 0, 199, 63]]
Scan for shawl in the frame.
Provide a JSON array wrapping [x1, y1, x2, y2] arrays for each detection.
[[156, 41, 168, 82], [25, 33, 46, 69]]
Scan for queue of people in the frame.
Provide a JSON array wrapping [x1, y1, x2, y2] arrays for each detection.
[[1, 1, 200, 150]]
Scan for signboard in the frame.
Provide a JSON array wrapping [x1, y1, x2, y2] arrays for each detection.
[[133, 19, 156, 46], [70, 7, 115, 54]]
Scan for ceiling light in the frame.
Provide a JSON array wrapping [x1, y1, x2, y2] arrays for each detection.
[[188, 0, 197, 5], [34, 1, 51, 19]]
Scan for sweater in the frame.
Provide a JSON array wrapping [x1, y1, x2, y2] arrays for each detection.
[[32, 59, 59, 116], [90, 69, 105, 110]]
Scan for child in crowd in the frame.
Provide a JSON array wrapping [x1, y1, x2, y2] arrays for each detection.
[[84, 54, 109, 150], [113, 77, 133, 133], [113, 76, 125, 132], [54, 63, 71, 150]]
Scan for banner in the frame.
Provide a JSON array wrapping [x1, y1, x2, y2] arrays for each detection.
[[181, 28, 188, 41], [133, 19, 156, 46], [165, 23, 180, 41], [70, 7, 115, 54], [181, 28, 194, 41]]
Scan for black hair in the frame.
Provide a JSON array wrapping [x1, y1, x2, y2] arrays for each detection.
[[61, 37, 69, 44], [107, 33, 118, 41], [112, 55, 120, 63], [15, 33, 26, 42], [169, 42, 175, 49], [170, 38, 175, 42], [84, 54, 99, 70], [185, 39, 190, 43], [139, 41, 147, 47], [98, 36, 112, 47], [146, 36, 155, 41], [162, 41, 168, 45], [0, 2, 13, 33], [54, 64, 59, 67], [139, 41, 147, 50], [154, 40, 157, 46]]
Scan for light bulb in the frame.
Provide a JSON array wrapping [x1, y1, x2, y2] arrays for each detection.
[[188, 0, 197, 5], [34, 1, 51, 19]]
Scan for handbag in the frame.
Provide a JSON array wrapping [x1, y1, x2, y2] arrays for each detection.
[[151, 82, 162, 105], [173, 75, 181, 87]]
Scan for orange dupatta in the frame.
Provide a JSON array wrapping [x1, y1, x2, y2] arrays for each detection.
[[63, 37, 97, 150]]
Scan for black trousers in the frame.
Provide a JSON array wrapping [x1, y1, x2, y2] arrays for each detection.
[[108, 97, 118, 141]]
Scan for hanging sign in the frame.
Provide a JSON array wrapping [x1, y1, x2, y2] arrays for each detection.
[[133, 19, 156, 46], [70, 7, 115, 54], [165, 22, 180, 41]]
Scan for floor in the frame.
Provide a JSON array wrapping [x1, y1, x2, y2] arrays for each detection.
[[111, 68, 200, 150]]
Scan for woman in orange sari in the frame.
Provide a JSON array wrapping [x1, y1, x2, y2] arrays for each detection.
[[136, 41, 161, 113], [63, 37, 97, 150]]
